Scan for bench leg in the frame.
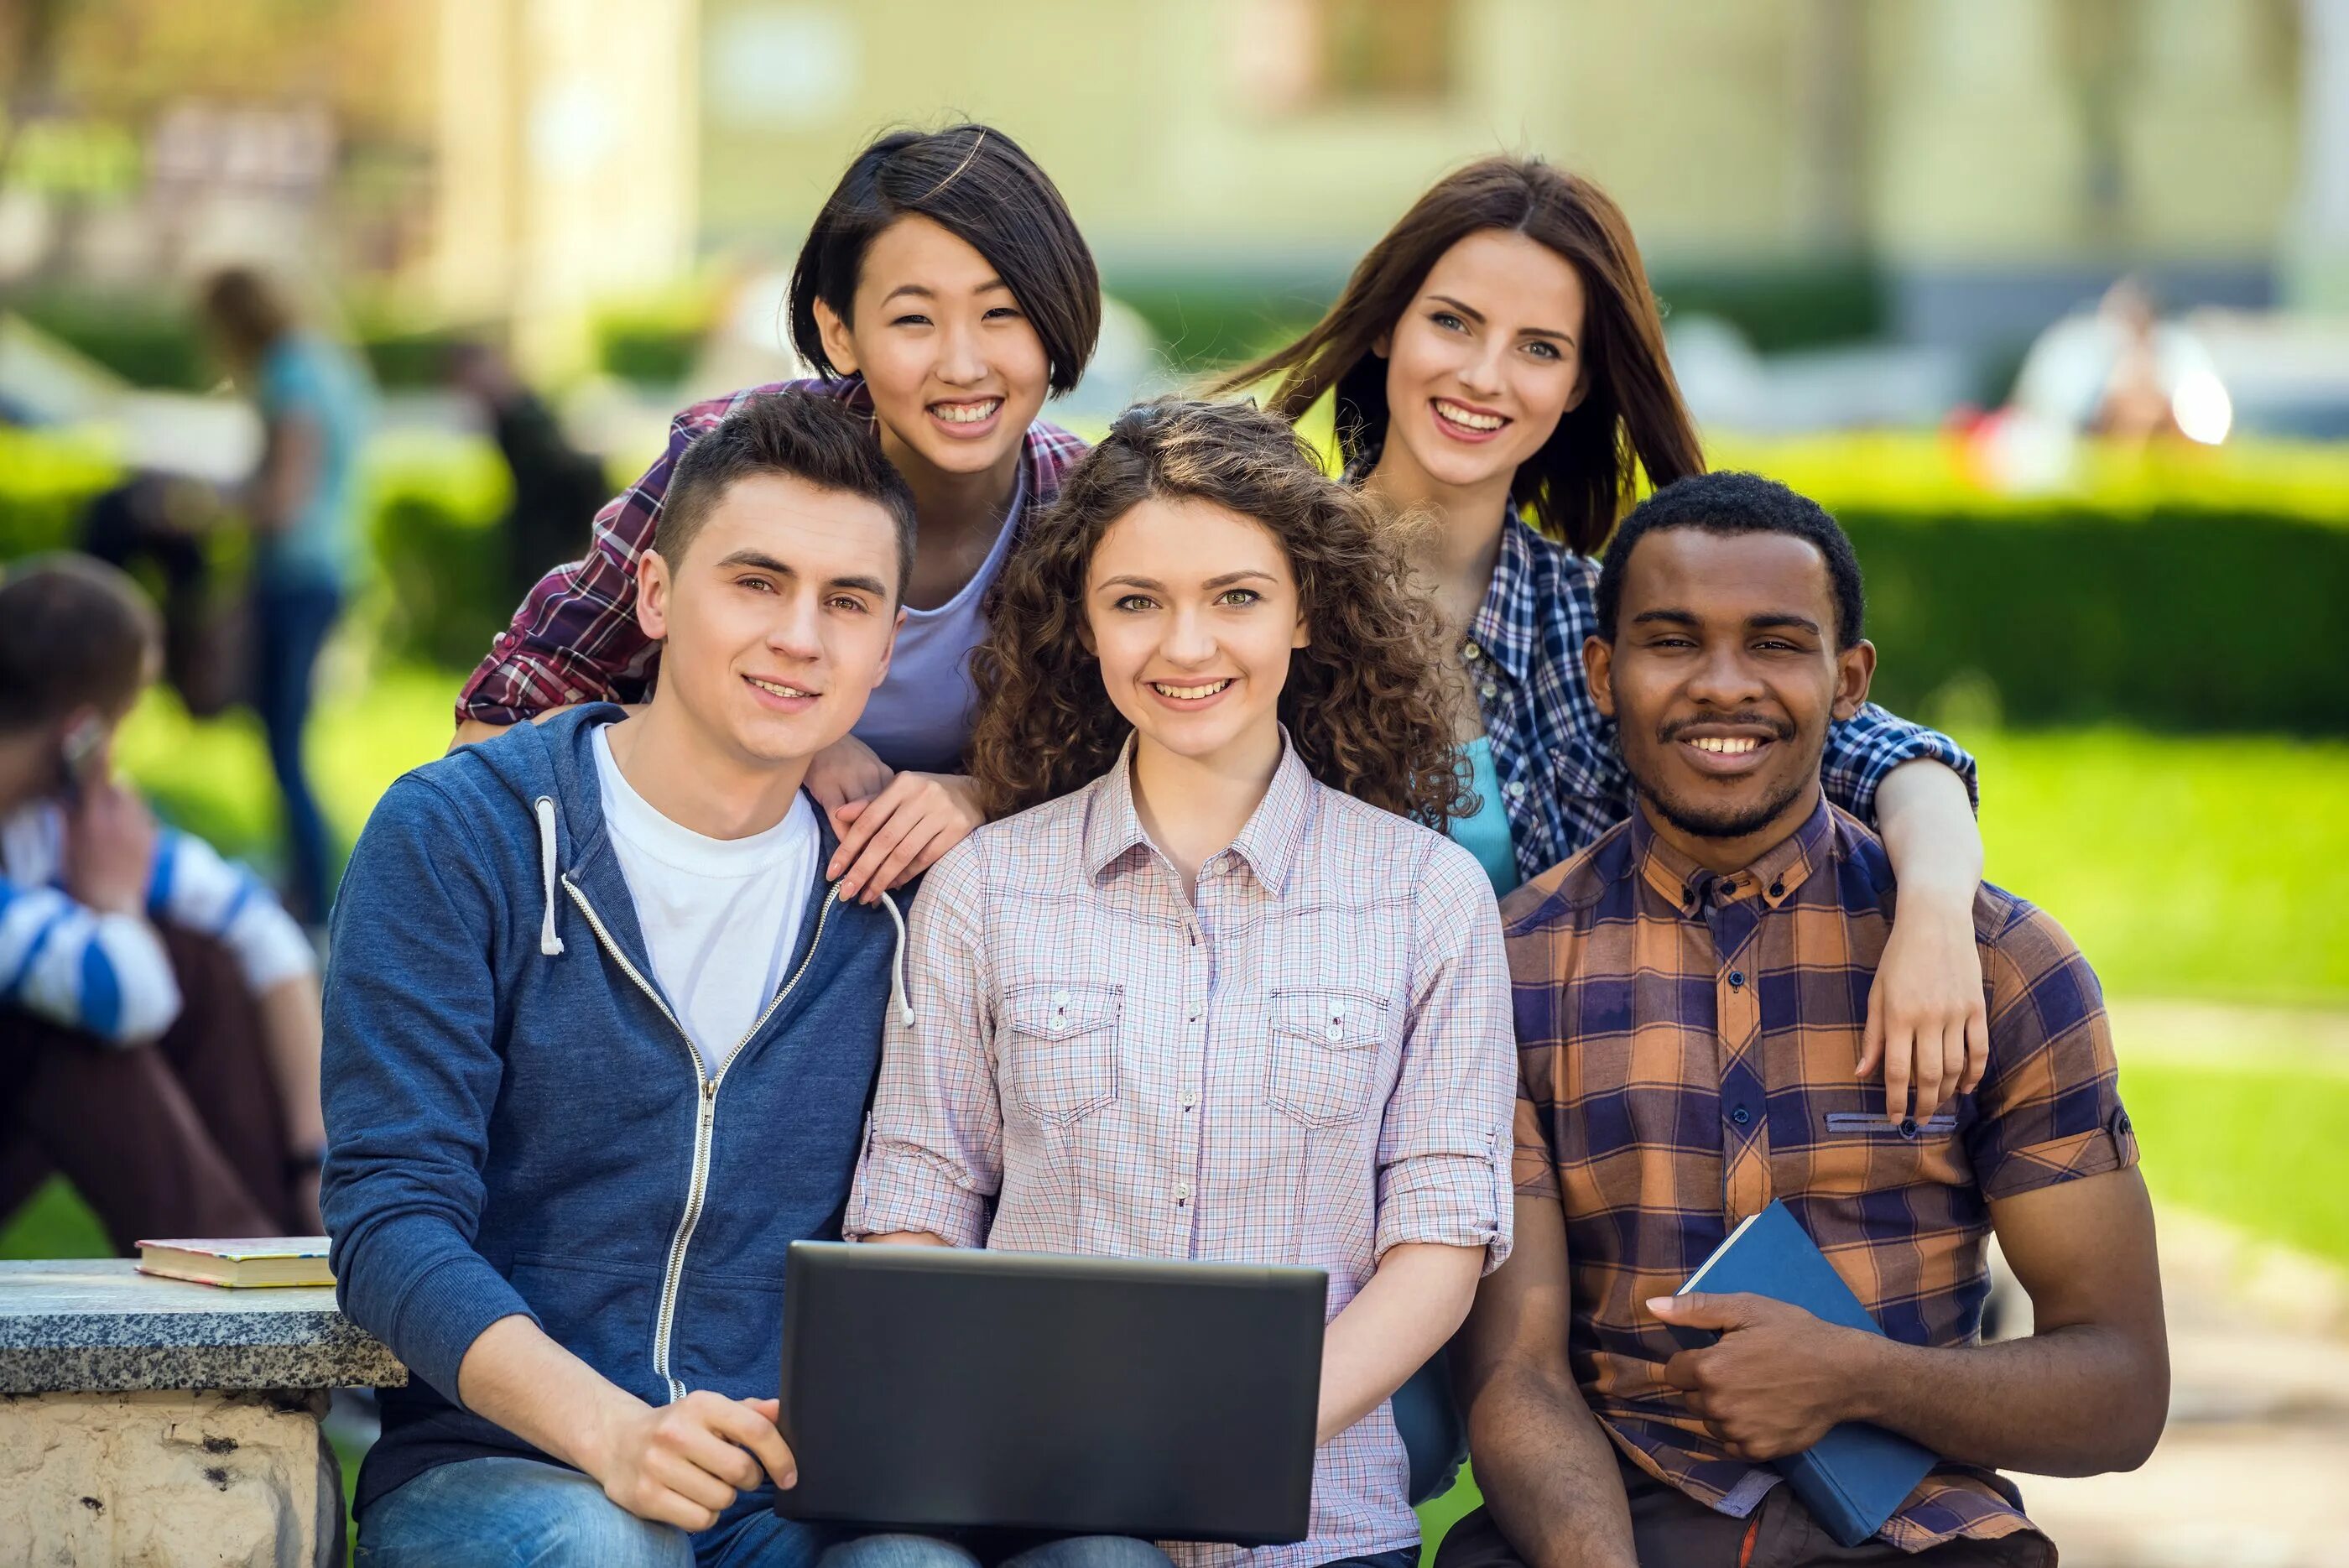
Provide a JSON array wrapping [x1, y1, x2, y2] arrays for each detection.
[[0, 1388, 342, 1566]]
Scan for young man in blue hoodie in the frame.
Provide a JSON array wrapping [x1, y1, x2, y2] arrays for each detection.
[[323, 391, 919, 1567]]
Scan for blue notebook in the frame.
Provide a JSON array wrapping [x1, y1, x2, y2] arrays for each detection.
[[1667, 1200, 1937, 1547]]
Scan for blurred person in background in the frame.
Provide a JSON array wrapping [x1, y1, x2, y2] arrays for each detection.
[[453, 122, 1098, 909], [1221, 157, 1995, 1504], [446, 338, 612, 604], [198, 264, 375, 927], [0, 555, 326, 1247]]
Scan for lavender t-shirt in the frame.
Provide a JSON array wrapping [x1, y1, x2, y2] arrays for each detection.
[[849, 467, 1025, 775]]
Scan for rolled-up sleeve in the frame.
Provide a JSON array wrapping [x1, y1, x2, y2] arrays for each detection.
[[1373, 839, 1518, 1274], [1822, 701, 1979, 821], [843, 847, 1002, 1248]]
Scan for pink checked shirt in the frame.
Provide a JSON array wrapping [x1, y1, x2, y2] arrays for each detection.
[[845, 737, 1517, 1568]]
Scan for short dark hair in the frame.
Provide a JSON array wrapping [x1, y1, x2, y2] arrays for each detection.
[[1596, 471, 1866, 648], [655, 391, 919, 596], [789, 122, 1100, 396], [0, 555, 160, 731]]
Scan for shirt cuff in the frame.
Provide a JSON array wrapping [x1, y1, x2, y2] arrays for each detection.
[[1376, 1150, 1512, 1274], [1976, 1107, 2140, 1201], [843, 1138, 990, 1248]]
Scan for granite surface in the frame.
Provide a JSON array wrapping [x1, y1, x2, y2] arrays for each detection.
[[0, 1259, 408, 1393]]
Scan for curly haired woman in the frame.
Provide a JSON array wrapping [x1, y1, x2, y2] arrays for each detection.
[[839, 399, 1518, 1568]]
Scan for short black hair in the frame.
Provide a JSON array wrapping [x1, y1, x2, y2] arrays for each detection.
[[0, 555, 159, 731], [789, 122, 1100, 396], [1596, 471, 1866, 648], [655, 392, 919, 599]]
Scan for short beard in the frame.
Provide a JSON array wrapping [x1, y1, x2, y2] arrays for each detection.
[[1638, 769, 1811, 842]]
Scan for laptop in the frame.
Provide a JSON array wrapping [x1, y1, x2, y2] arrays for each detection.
[[774, 1242, 1328, 1545]]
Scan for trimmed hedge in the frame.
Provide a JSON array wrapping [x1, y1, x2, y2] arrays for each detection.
[[3, 428, 2344, 733]]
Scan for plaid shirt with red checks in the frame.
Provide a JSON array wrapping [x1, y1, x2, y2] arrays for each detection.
[[1503, 795, 2137, 1555], [455, 375, 1089, 727]]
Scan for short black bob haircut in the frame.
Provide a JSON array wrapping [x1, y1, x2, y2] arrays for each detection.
[[1596, 471, 1866, 649], [655, 392, 919, 602], [789, 123, 1101, 397]]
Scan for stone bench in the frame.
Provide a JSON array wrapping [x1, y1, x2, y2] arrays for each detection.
[[0, 1258, 407, 1567]]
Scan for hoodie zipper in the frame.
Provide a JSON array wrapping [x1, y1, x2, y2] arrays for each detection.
[[562, 873, 842, 1403]]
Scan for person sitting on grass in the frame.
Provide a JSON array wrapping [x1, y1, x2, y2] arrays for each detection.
[[0, 554, 326, 1246], [844, 399, 1518, 1568], [323, 392, 919, 1568], [1442, 473, 2168, 1568]]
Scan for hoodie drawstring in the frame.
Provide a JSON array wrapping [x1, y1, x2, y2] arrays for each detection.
[[877, 889, 914, 1026], [534, 796, 565, 956]]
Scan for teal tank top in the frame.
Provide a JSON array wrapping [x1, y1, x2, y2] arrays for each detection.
[[1448, 736, 1519, 896]]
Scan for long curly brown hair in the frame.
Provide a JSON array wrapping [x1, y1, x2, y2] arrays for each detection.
[[969, 399, 1470, 826]]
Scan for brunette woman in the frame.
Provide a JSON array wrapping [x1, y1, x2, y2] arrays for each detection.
[[1222, 157, 1990, 1127], [454, 123, 1098, 901], [843, 399, 1515, 1568]]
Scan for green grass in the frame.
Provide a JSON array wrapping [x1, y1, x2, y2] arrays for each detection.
[[1971, 729, 2349, 1005], [2122, 1055, 2349, 1266]]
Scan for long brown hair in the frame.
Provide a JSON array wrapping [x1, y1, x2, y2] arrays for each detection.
[[1218, 157, 1701, 555], [968, 399, 1468, 826]]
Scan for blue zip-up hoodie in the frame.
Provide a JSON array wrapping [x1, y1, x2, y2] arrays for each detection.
[[320, 706, 909, 1515]]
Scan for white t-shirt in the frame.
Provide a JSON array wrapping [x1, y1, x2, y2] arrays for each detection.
[[590, 727, 820, 1073]]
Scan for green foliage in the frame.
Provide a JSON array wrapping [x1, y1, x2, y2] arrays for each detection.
[[593, 292, 716, 388], [10, 292, 477, 391], [1652, 259, 1887, 354]]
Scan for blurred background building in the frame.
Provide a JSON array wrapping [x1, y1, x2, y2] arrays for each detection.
[[3, 0, 2344, 406]]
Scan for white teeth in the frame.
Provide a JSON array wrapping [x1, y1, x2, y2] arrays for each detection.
[[1152, 680, 1231, 700], [747, 677, 815, 699], [1435, 399, 1504, 431], [932, 399, 1001, 425], [1689, 736, 1762, 755]]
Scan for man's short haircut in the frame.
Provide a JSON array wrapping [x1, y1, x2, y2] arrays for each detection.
[[654, 391, 919, 597], [1596, 471, 1867, 649], [0, 555, 160, 731], [789, 122, 1101, 396]]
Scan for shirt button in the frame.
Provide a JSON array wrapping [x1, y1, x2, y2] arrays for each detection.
[[1050, 989, 1070, 1006], [1730, 1106, 1752, 1126], [1463, 642, 1482, 661], [1479, 683, 1498, 701], [1505, 781, 1528, 800], [1325, 1024, 1344, 1042], [1174, 1182, 1191, 1203], [1181, 1092, 1196, 1110], [1898, 1117, 1919, 1138], [1728, 971, 1745, 988], [1768, 881, 1784, 899]]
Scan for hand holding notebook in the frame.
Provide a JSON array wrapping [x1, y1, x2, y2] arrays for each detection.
[[1644, 1201, 1938, 1548]]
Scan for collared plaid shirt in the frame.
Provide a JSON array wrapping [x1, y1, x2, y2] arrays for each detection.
[[1503, 796, 2137, 1555], [845, 736, 1518, 1568], [455, 375, 1090, 731], [1461, 513, 1977, 883]]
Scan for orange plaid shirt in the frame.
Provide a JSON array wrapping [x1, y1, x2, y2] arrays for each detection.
[[1503, 797, 2138, 1553]]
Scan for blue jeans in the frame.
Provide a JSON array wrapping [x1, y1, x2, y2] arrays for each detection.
[[252, 576, 341, 924], [819, 1533, 1173, 1568], [357, 1456, 832, 1568]]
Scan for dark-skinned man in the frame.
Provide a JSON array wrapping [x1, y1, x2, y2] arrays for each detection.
[[1439, 472, 2167, 1568]]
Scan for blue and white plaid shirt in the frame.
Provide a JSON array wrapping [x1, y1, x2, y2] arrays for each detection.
[[1464, 513, 1977, 883]]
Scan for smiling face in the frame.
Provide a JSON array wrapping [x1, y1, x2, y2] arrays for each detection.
[[637, 472, 904, 769], [813, 214, 1050, 486], [1585, 527, 1876, 867], [1375, 227, 1587, 497], [1082, 495, 1310, 774]]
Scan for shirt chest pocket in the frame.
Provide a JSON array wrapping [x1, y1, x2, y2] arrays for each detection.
[[1002, 982, 1122, 1124], [1799, 1110, 1969, 1195], [1265, 988, 1391, 1128]]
